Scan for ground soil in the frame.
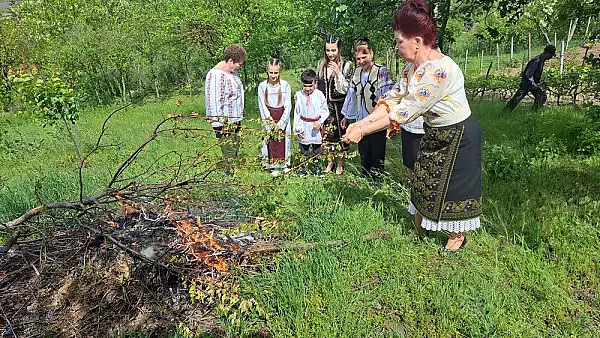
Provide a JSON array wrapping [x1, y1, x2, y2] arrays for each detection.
[[0, 226, 225, 337]]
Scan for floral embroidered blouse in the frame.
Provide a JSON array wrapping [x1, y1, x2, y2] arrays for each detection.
[[205, 68, 244, 127], [384, 56, 471, 128]]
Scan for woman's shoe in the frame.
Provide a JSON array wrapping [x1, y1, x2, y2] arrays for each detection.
[[439, 236, 467, 254]]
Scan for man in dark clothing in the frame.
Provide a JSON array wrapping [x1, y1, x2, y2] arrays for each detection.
[[504, 45, 556, 112]]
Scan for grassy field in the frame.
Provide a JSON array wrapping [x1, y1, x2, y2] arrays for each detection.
[[235, 100, 600, 337], [1, 74, 599, 336]]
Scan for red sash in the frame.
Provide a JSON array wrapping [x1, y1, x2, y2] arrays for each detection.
[[300, 115, 325, 138]]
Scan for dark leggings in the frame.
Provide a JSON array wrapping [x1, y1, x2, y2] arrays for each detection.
[[358, 130, 387, 178]]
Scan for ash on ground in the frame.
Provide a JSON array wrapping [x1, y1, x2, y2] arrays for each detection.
[[0, 200, 274, 337]]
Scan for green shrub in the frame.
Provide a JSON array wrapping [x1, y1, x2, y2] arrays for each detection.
[[532, 135, 567, 160], [9, 68, 79, 125], [465, 63, 600, 105], [484, 143, 527, 180], [575, 105, 600, 156]]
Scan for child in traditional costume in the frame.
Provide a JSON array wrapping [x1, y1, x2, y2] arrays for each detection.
[[293, 69, 329, 176], [258, 58, 292, 176], [317, 35, 353, 174]]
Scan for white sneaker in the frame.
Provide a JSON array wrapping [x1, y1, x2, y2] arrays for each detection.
[[283, 168, 291, 174], [271, 170, 281, 177]]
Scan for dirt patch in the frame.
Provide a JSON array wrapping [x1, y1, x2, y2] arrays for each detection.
[[0, 228, 220, 337], [569, 43, 600, 61], [0, 200, 267, 337]]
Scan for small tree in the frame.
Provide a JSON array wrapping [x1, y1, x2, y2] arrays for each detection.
[[9, 66, 83, 176]]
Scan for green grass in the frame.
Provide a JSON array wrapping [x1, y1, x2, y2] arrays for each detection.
[[238, 101, 600, 337], [1, 80, 599, 337]]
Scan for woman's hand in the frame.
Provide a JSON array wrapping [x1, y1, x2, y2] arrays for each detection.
[[342, 125, 363, 144], [386, 126, 399, 139], [328, 61, 340, 74], [345, 121, 357, 134]]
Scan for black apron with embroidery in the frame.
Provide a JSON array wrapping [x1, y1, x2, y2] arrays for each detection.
[[318, 60, 350, 151], [411, 115, 483, 221]]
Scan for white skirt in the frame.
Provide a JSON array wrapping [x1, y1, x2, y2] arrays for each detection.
[[408, 202, 480, 233]]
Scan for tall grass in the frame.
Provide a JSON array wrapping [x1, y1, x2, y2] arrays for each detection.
[[238, 101, 600, 337]]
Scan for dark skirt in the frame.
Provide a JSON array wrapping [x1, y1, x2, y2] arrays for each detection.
[[411, 115, 483, 222], [323, 100, 349, 152], [401, 129, 423, 170]]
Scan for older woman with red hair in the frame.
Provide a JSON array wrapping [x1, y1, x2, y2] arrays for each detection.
[[343, 0, 482, 251]]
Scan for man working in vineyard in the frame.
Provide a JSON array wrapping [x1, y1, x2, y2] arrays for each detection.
[[504, 45, 556, 112]]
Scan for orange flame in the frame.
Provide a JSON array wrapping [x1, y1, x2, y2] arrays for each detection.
[[174, 218, 240, 274]]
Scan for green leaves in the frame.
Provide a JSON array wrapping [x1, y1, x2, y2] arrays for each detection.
[[9, 69, 79, 126], [335, 4, 348, 12]]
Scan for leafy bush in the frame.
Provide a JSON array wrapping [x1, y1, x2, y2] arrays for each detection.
[[9, 66, 78, 125], [0, 77, 10, 112], [465, 62, 600, 105], [465, 73, 519, 99], [484, 143, 527, 180], [532, 135, 568, 160], [575, 105, 600, 155]]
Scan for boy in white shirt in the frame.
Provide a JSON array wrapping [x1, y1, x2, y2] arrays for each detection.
[[292, 70, 329, 176]]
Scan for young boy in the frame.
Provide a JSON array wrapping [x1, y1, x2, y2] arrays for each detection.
[[293, 70, 329, 176]]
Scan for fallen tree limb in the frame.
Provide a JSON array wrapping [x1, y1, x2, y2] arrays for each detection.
[[5, 190, 116, 228], [1, 230, 21, 254], [78, 223, 182, 275]]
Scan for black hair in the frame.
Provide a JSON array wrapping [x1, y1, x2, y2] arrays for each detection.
[[324, 34, 342, 55], [267, 58, 281, 69], [301, 69, 317, 84]]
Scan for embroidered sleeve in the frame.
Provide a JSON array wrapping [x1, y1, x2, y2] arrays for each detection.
[[388, 62, 452, 125], [316, 91, 329, 126], [238, 74, 245, 116], [341, 87, 358, 120], [377, 66, 394, 98], [277, 82, 292, 130], [257, 82, 271, 126], [334, 61, 352, 94], [205, 71, 224, 120], [292, 93, 304, 135]]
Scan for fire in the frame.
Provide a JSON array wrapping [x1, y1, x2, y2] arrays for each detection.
[[104, 216, 118, 228], [174, 218, 239, 274], [114, 194, 140, 216]]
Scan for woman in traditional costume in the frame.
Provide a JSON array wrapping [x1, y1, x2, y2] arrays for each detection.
[[317, 35, 353, 175], [341, 38, 394, 179], [258, 58, 292, 176], [343, 0, 483, 251]]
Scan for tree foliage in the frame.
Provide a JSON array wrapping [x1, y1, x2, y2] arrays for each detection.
[[1, 0, 599, 108]]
